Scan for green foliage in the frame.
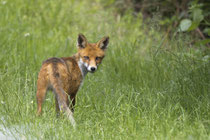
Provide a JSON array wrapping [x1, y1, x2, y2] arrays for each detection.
[[180, 19, 192, 32], [0, 0, 209, 139], [103, 0, 210, 46], [178, 1, 210, 46], [179, 2, 204, 32]]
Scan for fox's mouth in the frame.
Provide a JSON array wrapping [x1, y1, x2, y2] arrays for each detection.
[[88, 70, 96, 73]]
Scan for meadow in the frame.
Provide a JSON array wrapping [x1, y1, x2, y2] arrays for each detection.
[[0, 0, 209, 139]]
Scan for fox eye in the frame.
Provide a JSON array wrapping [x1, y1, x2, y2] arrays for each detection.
[[84, 56, 89, 60], [96, 57, 101, 61]]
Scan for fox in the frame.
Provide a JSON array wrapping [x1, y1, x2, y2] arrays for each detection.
[[36, 34, 109, 127]]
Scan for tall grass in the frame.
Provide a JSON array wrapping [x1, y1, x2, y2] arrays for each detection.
[[0, 0, 209, 139]]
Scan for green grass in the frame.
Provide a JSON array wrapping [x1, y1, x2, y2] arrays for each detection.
[[0, 0, 209, 139]]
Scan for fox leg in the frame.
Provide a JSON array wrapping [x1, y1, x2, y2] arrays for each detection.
[[54, 87, 76, 127], [55, 97, 60, 116], [55, 93, 70, 113], [55, 90, 69, 111], [36, 78, 48, 116], [70, 95, 76, 112]]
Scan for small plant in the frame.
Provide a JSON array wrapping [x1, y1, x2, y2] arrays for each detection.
[[179, 1, 210, 46]]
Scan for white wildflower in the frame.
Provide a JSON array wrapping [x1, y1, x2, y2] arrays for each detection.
[[24, 33, 30, 37], [1, 101, 5, 104], [2, 1, 7, 5]]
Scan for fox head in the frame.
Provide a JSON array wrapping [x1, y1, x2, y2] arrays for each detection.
[[77, 33, 109, 73]]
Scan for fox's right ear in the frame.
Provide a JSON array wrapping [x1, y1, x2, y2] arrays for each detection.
[[97, 36, 109, 50], [77, 33, 87, 48]]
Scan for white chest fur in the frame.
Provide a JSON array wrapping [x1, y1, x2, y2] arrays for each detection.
[[78, 58, 88, 78], [77, 59, 88, 89]]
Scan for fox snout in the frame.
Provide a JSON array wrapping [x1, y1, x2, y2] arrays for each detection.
[[88, 66, 97, 73], [87, 60, 98, 72]]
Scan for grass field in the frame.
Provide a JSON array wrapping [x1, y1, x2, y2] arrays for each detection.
[[0, 0, 209, 139]]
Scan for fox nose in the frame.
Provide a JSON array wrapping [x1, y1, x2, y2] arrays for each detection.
[[90, 67, 96, 72]]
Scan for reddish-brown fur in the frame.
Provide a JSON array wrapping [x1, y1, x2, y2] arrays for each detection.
[[36, 34, 109, 126]]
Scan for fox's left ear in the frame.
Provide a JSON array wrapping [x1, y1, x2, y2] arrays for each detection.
[[77, 33, 88, 49], [97, 36, 109, 50]]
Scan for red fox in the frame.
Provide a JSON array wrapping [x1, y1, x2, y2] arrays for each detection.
[[36, 34, 109, 127]]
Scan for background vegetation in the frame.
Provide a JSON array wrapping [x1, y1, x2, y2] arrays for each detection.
[[0, 0, 209, 139], [103, 0, 210, 47]]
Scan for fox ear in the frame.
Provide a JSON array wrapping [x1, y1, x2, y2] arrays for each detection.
[[77, 33, 87, 48], [97, 36, 109, 50]]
